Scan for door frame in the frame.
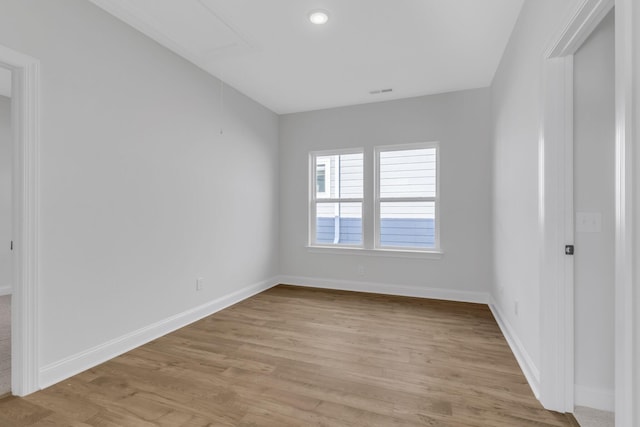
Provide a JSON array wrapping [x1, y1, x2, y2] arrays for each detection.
[[0, 44, 40, 396], [611, 0, 635, 424], [539, 0, 635, 424]]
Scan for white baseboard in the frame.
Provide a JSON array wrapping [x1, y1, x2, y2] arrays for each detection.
[[489, 296, 541, 398], [39, 277, 279, 389], [0, 285, 11, 296], [278, 275, 489, 304], [575, 384, 615, 412]]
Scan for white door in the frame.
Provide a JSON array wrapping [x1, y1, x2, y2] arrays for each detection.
[[0, 66, 12, 396], [572, 9, 615, 413]]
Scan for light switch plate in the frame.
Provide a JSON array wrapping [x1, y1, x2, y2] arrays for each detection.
[[576, 212, 602, 233]]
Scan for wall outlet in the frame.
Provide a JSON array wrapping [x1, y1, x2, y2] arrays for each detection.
[[357, 265, 365, 276], [196, 277, 203, 291], [514, 300, 519, 316]]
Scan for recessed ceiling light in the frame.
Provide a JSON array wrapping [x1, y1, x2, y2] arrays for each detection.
[[309, 10, 329, 25]]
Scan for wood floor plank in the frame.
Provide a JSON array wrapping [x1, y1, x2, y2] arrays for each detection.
[[0, 295, 11, 397], [0, 285, 576, 426]]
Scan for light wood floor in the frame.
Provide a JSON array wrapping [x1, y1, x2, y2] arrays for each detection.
[[0, 286, 578, 426]]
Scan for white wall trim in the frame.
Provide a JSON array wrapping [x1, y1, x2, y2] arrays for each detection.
[[306, 246, 444, 260], [546, 0, 615, 58], [0, 286, 11, 296], [39, 277, 279, 390], [575, 384, 615, 412], [613, 1, 636, 425], [489, 297, 541, 399], [279, 275, 489, 304], [538, 0, 614, 413], [0, 44, 41, 397]]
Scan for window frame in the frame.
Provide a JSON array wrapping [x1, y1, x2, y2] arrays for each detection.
[[374, 142, 440, 252], [308, 143, 441, 255], [309, 148, 365, 248]]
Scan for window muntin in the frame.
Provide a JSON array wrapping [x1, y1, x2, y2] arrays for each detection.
[[376, 145, 438, 250], [311, 151, 364, 246]]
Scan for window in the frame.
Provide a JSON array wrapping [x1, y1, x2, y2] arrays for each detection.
[[376, 144, 438, 250], [310, 151, 364, 245], [315, 158, 330, 198], [316, 164, 326, 193], [310, 143, 439, 253]]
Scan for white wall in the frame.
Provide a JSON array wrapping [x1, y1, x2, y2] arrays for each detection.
[[279, 89, 493, 298], [0, 95, 11, 295], [491, 0, 580, 379], [0, 0, 279, 373], [573, 10, 615, 410]]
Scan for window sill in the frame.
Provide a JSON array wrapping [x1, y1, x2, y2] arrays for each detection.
[[306, 245, 444, 259]]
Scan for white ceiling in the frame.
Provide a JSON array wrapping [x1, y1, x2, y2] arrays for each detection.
[[89, 0, 524, 114], [0, 68, 11, 98]]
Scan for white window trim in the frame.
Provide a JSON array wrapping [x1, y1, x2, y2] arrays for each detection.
[[374, 142, 440, 252], [309, 143, 441, 256], [309, 148, 364, 248], [306, 245, 443, 259]]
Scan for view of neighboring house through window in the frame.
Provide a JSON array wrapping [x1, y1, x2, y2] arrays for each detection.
[[315, 159, 329, 197], [310, 142, 439, 252], [311, 151, 364, 245], [376, 144, 438, 249]]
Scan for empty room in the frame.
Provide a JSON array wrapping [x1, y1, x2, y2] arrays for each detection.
[[0, 0, 638, 426]]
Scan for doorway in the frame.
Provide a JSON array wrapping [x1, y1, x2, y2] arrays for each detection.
[[572, 9, 615, 423], [0, 65, 12, 397], [538, 0, 638, 423], [0, 43, 40, 397]]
